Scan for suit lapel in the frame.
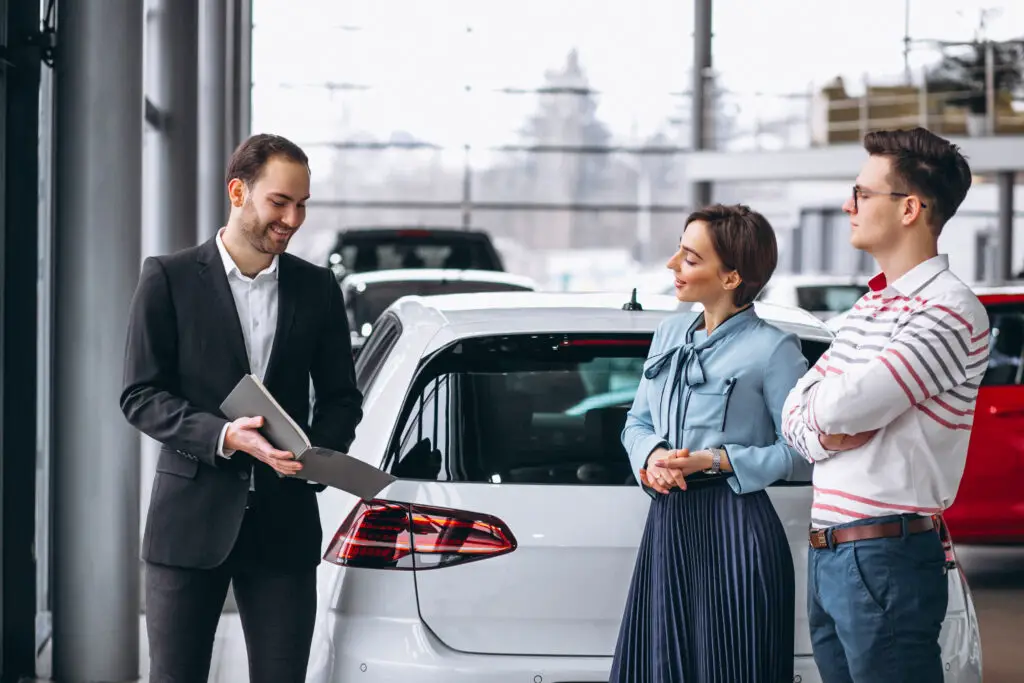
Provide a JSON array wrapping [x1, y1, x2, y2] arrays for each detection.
[[263, 255, 296, 385], [196, 239, 250, 375]]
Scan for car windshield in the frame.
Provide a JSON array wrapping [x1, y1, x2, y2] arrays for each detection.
[[346, 280, 532, 331], [331, 232, 500, 275], [795, 285, 868, 314], [386, 333, 828, 486]]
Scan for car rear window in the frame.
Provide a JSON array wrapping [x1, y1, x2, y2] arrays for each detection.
[[332, 232, 501, 274], [795, 285, 869, 314], [346, 280, 533, 330], [385, 333, 828, 486]]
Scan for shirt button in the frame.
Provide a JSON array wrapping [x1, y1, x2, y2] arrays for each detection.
[[239, 470, 250, 480]]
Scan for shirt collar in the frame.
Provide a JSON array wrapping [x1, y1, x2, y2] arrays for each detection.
[[868, 254, 948, 297], [686, 304, 757, 347], [216, 228, 279, 280]]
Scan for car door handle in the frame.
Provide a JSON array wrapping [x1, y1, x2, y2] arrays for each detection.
[[989, 406, 1024, 417]]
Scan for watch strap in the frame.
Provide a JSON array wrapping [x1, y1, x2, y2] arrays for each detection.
[[709, 448, 722, 474]]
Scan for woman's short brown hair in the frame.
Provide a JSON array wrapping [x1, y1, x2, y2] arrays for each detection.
[[684, 203, 778, 307]]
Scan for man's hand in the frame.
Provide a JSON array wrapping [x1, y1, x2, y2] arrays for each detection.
[[819, 429, 878, 452], [224, 416, 303, 476]]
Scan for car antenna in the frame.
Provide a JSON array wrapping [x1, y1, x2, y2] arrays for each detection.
[[622, 288, 643, 311]]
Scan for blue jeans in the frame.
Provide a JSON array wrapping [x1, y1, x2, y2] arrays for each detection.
[[807, 514, 949, 683]]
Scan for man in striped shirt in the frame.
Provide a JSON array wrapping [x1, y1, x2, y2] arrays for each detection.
[[781, 127, 990, 683]]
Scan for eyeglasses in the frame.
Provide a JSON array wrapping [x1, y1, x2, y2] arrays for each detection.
[[851, 185, 927, 212]]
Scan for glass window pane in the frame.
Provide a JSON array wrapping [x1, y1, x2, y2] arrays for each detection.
[[983, 305, 1024, 386]]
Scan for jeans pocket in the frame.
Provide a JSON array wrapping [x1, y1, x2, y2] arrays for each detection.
[[848, 544, 889, 613]]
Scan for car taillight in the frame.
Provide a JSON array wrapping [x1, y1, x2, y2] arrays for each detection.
[[323, 499, 517, 570], [932, 514, 957, 569]]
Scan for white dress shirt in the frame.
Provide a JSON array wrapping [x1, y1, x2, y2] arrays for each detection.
[[782, 255, 991, 528], [214, 229, 279, 489]]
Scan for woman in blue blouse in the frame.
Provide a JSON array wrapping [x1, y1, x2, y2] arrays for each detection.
[[610, 204, 811, 683]]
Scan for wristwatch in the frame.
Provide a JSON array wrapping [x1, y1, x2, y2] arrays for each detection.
[[708, 447, 723, 475]]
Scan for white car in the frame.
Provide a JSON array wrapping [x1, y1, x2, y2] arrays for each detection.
[[339, 268, 537, 355], [306, 292, 983, 683], [755, 274, 870, 321]]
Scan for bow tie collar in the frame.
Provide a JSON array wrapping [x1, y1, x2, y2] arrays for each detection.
[[644, 341, 706, 387], [642, 306, 757, 445]]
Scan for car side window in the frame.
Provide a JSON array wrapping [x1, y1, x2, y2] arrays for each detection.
[[354, 313, 402, 393], [982, 304, 1024, 386], [390, 374, 456, 480]]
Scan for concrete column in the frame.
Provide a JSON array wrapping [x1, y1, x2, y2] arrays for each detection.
[[1, 0, 43, 677], [225, 0, 252, 148], [140, 0, 200, 539], [143, 0, 200, 258], [690, 0, 713, 209], [997, 171, 1014, 281], [198, 0, 229, 241], [52, 0, 143, 680]]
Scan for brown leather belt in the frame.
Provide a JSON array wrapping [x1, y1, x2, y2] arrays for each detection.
[[809, 515, 935, 550]]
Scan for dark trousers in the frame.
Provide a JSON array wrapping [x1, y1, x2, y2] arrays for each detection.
[[807, 514, 948, 683], [145, 505, 317, 683]]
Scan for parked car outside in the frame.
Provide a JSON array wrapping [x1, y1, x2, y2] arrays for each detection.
[[755, 274, 870, 321], [326, 227, 504, 282], [340, 268, 537, 356]]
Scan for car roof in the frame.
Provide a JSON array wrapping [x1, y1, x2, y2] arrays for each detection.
[[335, 226, 491, 238], [972, 283, 1024, 299], [342, 268, 535, 289], [763, 273, 871, 287], [388, 291, 833, 342]]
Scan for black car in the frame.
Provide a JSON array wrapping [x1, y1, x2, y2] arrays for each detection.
[[326, 227, 505, 281]]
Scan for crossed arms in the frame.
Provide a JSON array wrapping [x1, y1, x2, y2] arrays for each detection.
[[782, 296, 989, 461]]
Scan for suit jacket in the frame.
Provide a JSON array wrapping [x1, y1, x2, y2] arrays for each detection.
[[120, 237, 363, 570]]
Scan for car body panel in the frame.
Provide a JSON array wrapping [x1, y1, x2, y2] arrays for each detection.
[[943, 289, 1024, 543], [378, 480, 817, 657]]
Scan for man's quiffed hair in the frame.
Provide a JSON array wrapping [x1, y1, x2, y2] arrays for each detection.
[[863, 127, 972, 233], [225, 133, 309, 187], [684, 203, 778, 307]]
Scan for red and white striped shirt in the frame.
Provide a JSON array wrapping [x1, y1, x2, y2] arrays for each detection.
[[782, 255, 990, 528]]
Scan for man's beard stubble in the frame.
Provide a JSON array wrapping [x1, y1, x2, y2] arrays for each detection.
[[240, 210, 285, 256]]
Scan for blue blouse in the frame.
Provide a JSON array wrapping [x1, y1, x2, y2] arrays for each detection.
[[622, 306, 812, 495]]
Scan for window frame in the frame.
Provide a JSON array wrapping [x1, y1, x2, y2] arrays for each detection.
[[382, 332, 654, 483], [981, 301, 1024, 387], [381, 330, 828, 485], [354, 311, 403, 393]]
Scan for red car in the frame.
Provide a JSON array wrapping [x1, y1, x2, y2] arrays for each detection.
[[942, 285, 1024, 544]]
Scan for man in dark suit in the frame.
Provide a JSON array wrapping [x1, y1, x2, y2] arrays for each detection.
[[120, 133, 363, 682]]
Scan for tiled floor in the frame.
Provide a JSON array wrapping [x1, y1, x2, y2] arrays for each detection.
[[34, 613, 250, 683]]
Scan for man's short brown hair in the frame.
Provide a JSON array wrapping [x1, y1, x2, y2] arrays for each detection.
[[863, 127, 972, 233], [225, 133, 309, 187], [684, 203, 778, 307]]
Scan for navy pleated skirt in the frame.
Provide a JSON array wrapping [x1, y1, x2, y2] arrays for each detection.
[[609, 477, 795, 683]]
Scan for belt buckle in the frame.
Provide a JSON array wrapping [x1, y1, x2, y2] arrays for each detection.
[[808, 528, 829, 550]]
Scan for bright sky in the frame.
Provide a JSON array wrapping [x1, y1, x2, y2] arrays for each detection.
[[251, 0, 1024, 173]]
